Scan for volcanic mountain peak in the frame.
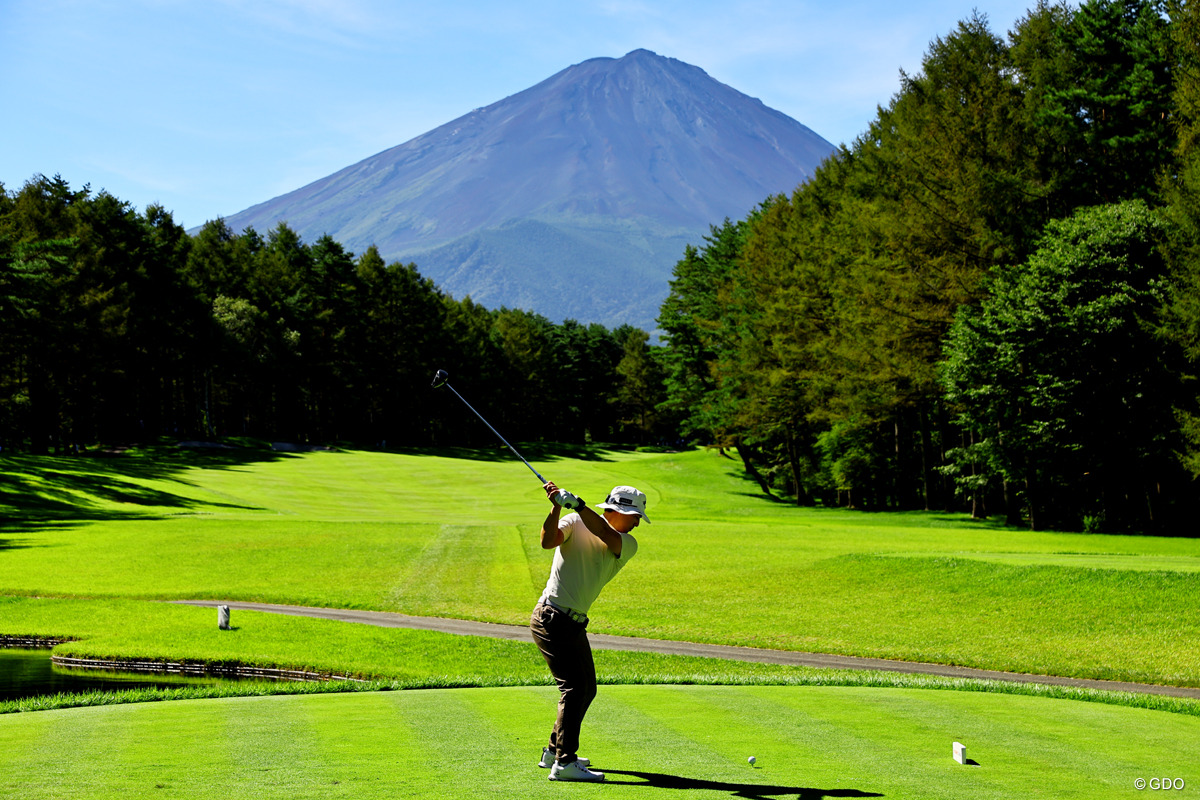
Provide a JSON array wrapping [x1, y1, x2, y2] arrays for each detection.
[[218, 49, 836, 329]]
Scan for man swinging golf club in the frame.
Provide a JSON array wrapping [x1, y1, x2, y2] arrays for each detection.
[[532, 481, 650, 782], [427, 368, 648, 780]]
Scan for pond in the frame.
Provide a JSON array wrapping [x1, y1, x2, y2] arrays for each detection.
[[0, 648, 270, 702]]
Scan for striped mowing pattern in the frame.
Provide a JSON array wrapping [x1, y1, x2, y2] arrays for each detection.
[[0, 685, 1196, 799]]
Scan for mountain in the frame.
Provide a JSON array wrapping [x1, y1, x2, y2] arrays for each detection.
[[217, 49, 836, 330]]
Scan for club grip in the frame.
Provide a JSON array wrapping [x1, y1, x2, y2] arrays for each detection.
[[554, 491, 585, 510]]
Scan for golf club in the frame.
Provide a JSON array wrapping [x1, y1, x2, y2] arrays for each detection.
[[431, 369, 582, 509]]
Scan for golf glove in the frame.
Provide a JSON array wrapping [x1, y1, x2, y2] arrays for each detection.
[[555, 491, 585, 510]]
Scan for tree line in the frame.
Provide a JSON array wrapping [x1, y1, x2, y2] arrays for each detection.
[[4, 0, 1199, 534], [656, 0, 1200, 532], [0, 177, 669, 454]]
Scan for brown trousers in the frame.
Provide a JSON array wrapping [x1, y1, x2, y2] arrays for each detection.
[[530, 602, 597, 764]]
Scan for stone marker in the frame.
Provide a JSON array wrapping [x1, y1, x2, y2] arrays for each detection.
[[953, 742, 967, 764], [218, 605, 231, 630]]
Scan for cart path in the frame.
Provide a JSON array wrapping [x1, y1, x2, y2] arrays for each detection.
[[173, 600, 1200, 700]]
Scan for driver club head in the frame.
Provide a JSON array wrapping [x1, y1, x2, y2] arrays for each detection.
[[431, 369, 449, 389]]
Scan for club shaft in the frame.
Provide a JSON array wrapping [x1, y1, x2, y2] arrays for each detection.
[[444, 383, 547, 484]]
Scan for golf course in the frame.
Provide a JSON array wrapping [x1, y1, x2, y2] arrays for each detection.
[[1, 444, 1197, 798]]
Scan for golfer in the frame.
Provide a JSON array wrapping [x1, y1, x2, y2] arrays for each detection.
[[531, 481, 649, 782]]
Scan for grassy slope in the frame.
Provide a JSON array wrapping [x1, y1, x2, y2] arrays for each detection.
[[7, 597, 1196, 718], [1, 685, 1195, 800], [3, 446, 1199, 685]]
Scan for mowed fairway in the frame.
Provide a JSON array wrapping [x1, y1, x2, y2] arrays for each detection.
[[3, 446, 1200, 683], [2, 685, 1196, 800], [1, 446, 1198, 798]]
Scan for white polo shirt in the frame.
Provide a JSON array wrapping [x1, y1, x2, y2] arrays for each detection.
[[539, 512, 638, 616]]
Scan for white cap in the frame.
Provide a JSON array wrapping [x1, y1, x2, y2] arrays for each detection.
[[596, 485, 650, 524]]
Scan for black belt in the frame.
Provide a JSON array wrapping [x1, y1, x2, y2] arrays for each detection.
[[542, 599, 587, 624]]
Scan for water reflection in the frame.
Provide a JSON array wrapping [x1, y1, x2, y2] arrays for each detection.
[[0, 648, 272, 701]]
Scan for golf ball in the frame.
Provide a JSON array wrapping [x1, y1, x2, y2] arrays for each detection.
[[748, 756, 756, 765]]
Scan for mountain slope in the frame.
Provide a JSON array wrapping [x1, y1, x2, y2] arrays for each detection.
[[219, 49, 836, 329]]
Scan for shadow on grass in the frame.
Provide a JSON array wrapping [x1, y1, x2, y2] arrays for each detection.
[[601, 769, 884, 799], [394, 442, 628, 464], [0, 536, 38, 551], [0, 441, 645, 528], [0, 445, 290, 526], [730, 491, 790, 504]]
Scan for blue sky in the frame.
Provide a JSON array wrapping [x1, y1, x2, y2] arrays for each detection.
[[2, 0, 1039, 230]]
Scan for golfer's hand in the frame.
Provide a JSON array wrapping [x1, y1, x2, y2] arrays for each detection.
[[545, 482, 584, 510]]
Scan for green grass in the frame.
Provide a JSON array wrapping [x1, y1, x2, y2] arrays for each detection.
[[1, 685, 1196, 799], [5, 597, 1197, 719], [3, 446, 1199, 685], [2, 445, 1199, 798]]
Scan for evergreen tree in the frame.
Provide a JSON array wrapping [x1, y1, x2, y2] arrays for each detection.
[[1034, 0, 1175, 205], [356, 250, 449, 446], [942, 201, 1184, 530], [613, 328, 667, 443], [656, 219, 751, 443], [1161, 0, 1200, 477], [2, 176, 89, 452], [488, 307, 555, 442]]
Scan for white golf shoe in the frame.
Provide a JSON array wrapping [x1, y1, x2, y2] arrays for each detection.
[[539, 747, 589, 769], [549, 759, 604, 782]]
